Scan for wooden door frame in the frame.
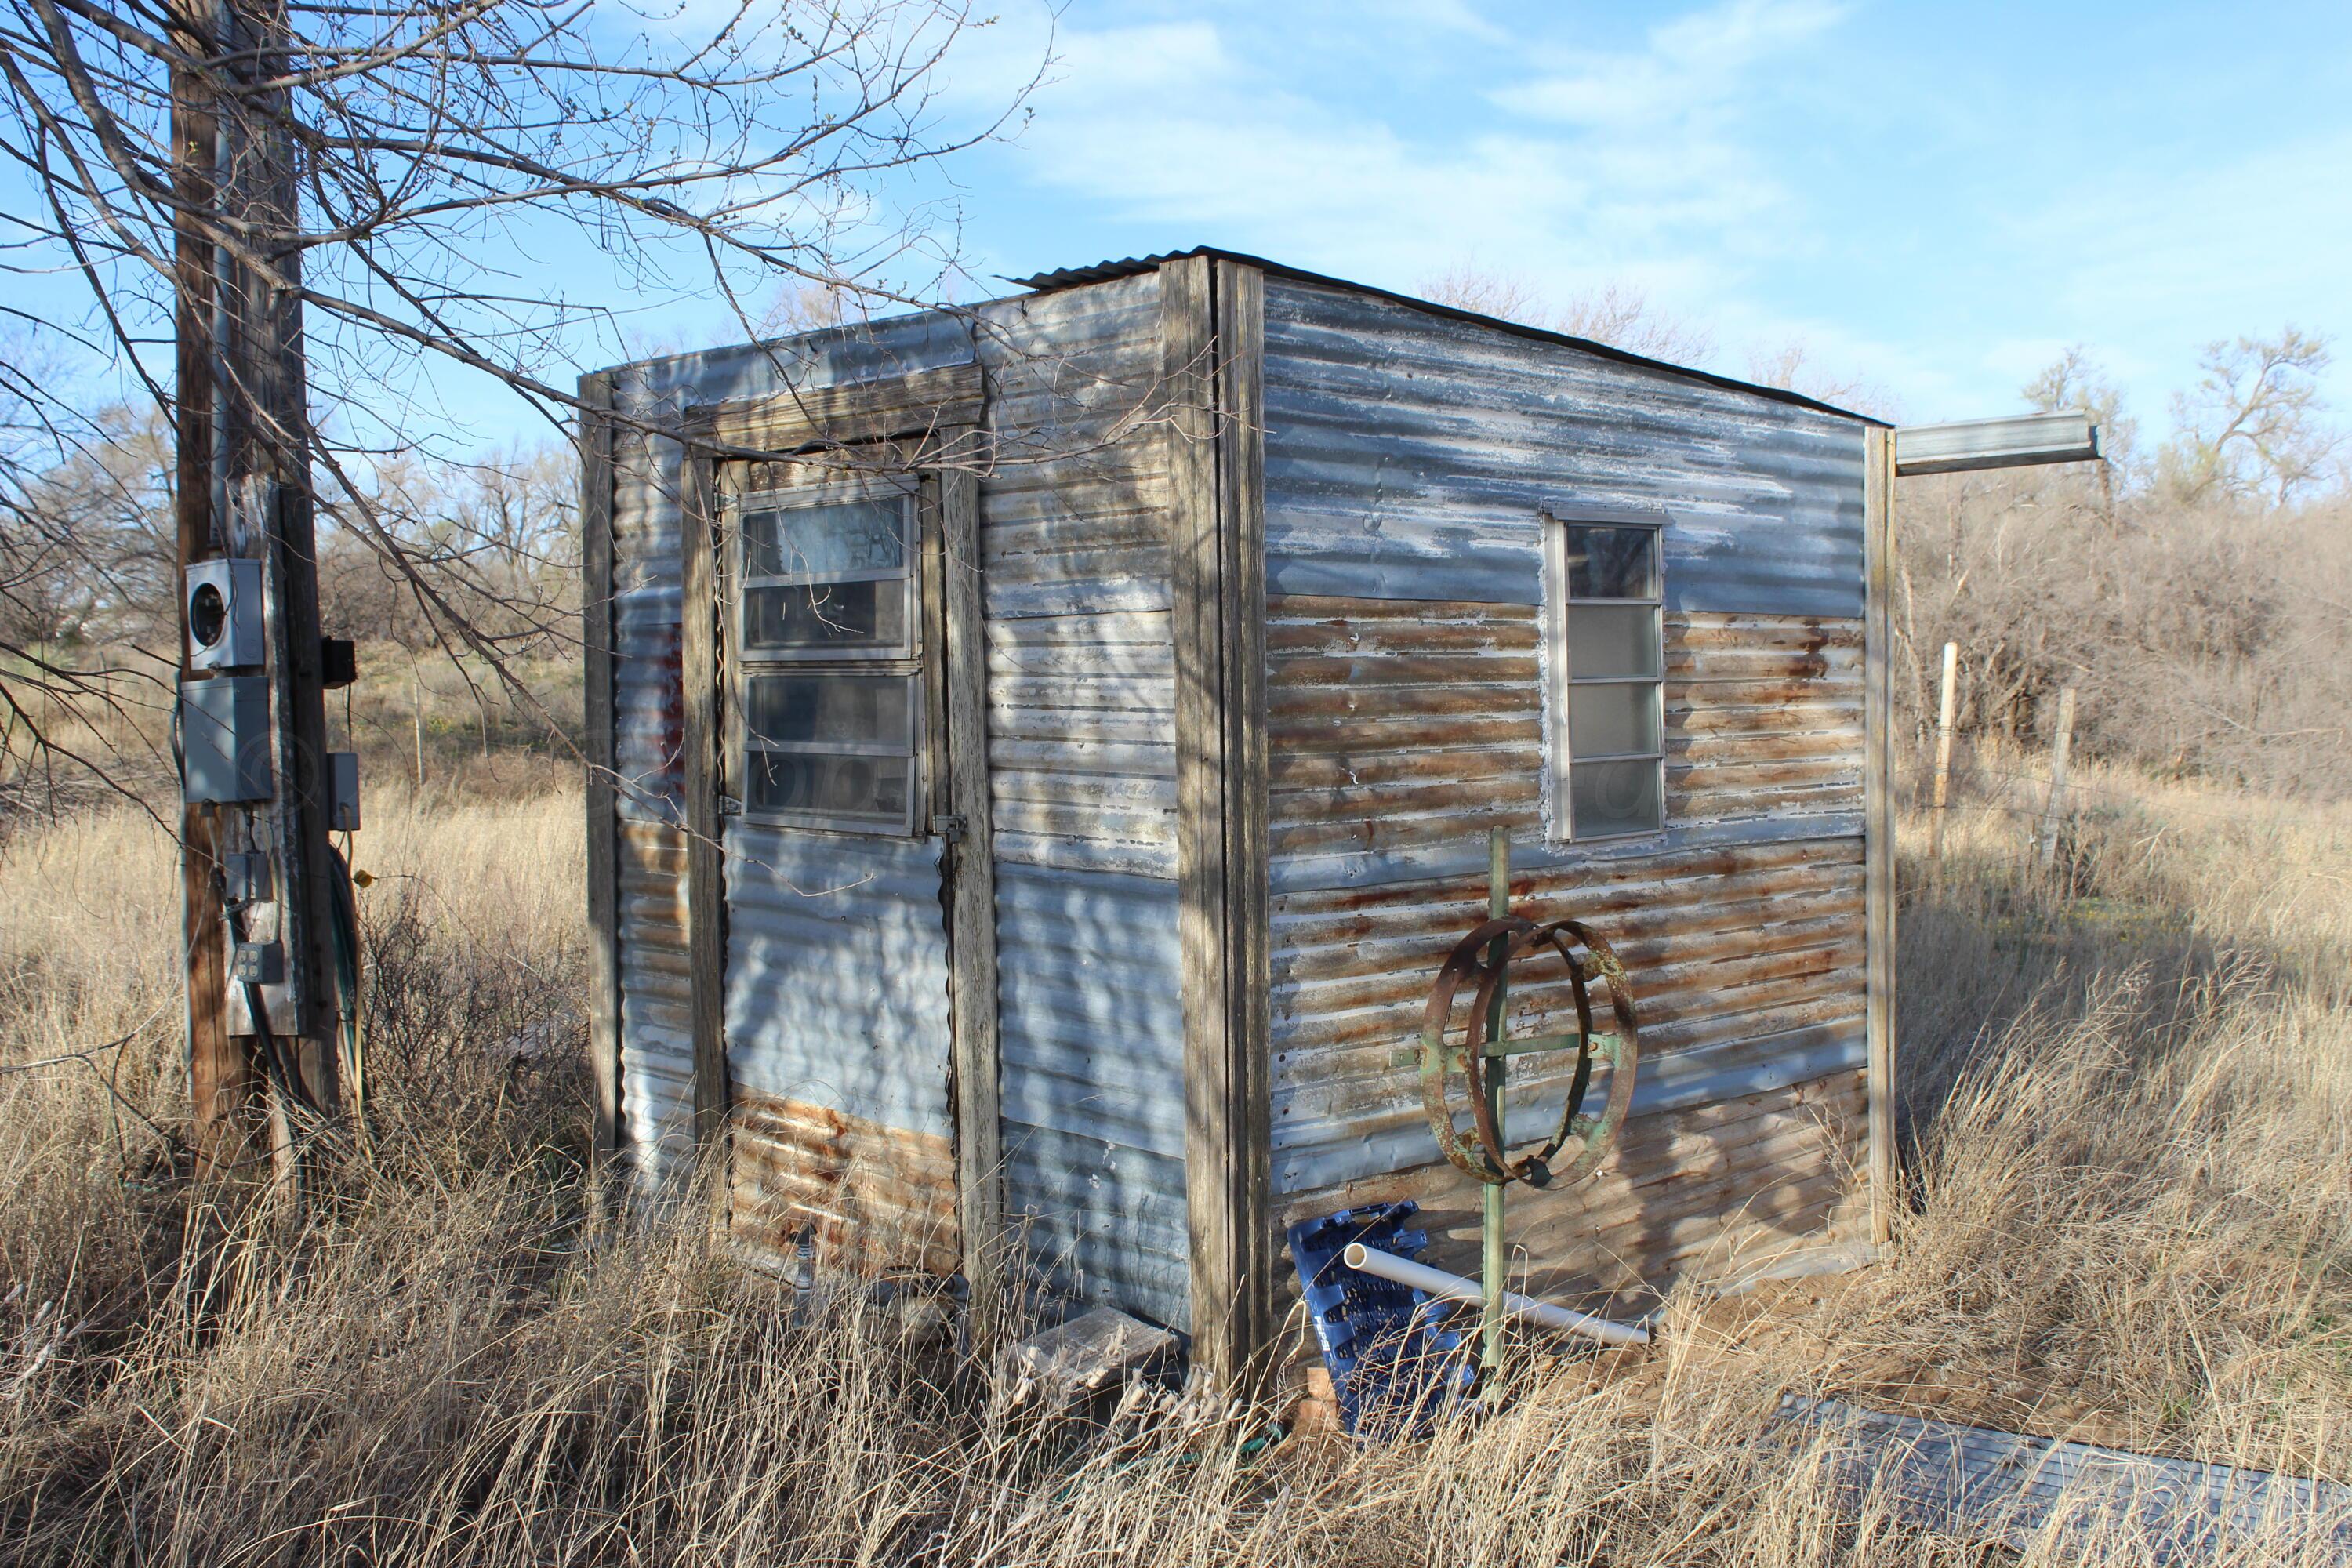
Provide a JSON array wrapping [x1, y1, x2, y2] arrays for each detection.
[[673, 364, 1000, 1298]]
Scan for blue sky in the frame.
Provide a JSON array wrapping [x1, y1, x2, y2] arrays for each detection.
[[903, 0, 2352, 432], [18, 0, 2349, 449]]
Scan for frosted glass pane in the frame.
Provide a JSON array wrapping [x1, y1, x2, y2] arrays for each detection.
[[1566, 604, 1661, 679], [1571, 758, 1663, 837], [1569, 681, 1661, 757]]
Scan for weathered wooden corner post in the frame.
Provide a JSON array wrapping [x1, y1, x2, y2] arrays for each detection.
[[172, 0, 345, 1175]]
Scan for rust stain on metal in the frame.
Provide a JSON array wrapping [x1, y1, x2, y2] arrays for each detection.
[[731, 1089, 961, 1275]]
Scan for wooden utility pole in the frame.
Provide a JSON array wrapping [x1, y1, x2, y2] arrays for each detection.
[[2036, 686, 2078, 876], [172, 0, 343, 1172], [1928, 641, 1958, 870]]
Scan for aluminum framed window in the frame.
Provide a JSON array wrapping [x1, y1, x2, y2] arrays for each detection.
[[735, 486, 918, 661], [729, 474, 926, 836], [1542, 511, 1666, 841]]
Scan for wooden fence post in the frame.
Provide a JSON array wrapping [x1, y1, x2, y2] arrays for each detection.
[[2037, 685, 2078, 875], [1929, 641, 1958, 872]]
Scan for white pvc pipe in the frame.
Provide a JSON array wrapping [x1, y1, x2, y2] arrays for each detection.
[[1342, 1242, 1650, 1348]]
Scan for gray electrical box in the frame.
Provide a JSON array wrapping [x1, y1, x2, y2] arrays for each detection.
[[180, 676, 274, 803], [223, 850, 273, 903], [186, 558, 266, 671], [232, 941, 284, 985], [328, 750, 360, 832]]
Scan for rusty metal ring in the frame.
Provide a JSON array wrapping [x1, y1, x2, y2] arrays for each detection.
[[1459, 922, 1595, 1185], [1537, 920, 1642, 1189], [1417, 916, 1532, 1185], [1418, 916, 1643, 1192]]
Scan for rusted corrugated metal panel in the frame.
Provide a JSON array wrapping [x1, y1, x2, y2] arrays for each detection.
[[1261, 276, 1867, 617], [719, 826, 956, 1273], [731, 1088, 960, 1276], [1265, 597, 1862, 887], [1268, 835, 1867, 1194], [993, 862, 1190, 1327], [615, 819, 693, 1190], [1264, 584, 1869, 1296]]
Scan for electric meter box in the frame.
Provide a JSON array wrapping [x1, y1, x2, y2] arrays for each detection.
[[180, 675, 273, 803], [186, 558, 265, 671], [328, 750, 361, 831]]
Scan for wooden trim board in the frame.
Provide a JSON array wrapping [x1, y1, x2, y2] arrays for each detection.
[[939, 461, 1005, 1306], [1166, 254, 1273, 1391], [1215, 258, 1273, 1382], [578, 372, 624, 1185], [681, 450, 731, 1149], [688, 361, 984, 456], [1862, 426, 1898, 1247]]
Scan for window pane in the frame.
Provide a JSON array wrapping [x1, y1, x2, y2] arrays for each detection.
[[1566, 603, 1661, 679], [1572, 757, 1663, 837], [1564, 524, 1657, 600], [746, 751, 911, 826], [742, 499, 905, 579], [744, 672, 913, 750], [1569, 681, 1661, 757], [744, 579, 908, 652]]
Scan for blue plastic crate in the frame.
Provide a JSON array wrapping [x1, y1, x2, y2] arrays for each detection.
[[1287, 1201, 1474, 1437]]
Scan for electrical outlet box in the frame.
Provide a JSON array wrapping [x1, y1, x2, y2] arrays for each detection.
[[180, 676, 274, 803], [232, 941, 283, 985], [223, 850, 273, 903], [186, 559, 265, 671], [328, 751, 360, 832]]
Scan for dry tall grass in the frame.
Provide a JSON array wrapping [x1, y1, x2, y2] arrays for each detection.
[[3, 764, 2349, 1565]]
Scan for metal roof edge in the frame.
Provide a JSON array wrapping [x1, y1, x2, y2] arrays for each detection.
[[1007, 246, 1890, 427]]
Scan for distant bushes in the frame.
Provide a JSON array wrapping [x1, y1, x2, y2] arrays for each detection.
[[1893, 472, 2352, 798]]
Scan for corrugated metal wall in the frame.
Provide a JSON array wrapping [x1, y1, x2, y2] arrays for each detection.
[[1261, 277, 1865, 618], [975, 272, 1191, 1327], [600, 276, 1192, 1327], [1260, 274, 1872, 1301]]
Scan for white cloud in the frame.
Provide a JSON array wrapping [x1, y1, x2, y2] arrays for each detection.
[[956, 0, 1853, 314], [1492, 0, 1846, 127]]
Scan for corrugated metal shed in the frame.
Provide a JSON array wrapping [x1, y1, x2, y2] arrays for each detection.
[[585, 245, 1900, 1374]]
